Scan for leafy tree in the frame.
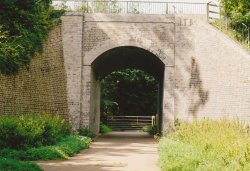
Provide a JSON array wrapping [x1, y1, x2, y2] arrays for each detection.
[[0, 0, 63, 74], [219, 0, 250, 44], [219, 0, 250, 25], [101, 69, 158, 121]]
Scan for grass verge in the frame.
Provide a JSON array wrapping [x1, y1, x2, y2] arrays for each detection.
[[0, 135, 91, 161], [158, 119, 250, 171], [0, 157, 42, 171], [211, 19, 249, 52]]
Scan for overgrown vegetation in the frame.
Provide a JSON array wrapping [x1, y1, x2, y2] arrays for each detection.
[[0, 114, 70, 149], [0, 114, 91, 171], [0, 157, 42, 171], [212, 19, 249, 50], [219, 0, 250, 25], [0, 135, 91, 160], [158, 119, 250, 171], [100, 123, 112, 134], [213, 0, 250, 50], [78, 127, 96, 140], [143, 125, 157, 135], [0, 0, 64, 74]]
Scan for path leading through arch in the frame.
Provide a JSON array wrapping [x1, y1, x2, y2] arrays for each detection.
[[37, 132, 161, 171]]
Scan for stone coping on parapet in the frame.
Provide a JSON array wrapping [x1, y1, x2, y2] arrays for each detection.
[[64, 12, 175, 23]]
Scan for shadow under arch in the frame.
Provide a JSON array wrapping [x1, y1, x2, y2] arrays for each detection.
[[90, 46, 165, 133], [92, 46, 165, 81]]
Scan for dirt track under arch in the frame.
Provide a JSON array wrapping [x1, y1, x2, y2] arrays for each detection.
[[37, 132, 161, 171]]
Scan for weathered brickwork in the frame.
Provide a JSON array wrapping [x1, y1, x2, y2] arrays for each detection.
[[61, 15, 83, 129], [1, 13, 249, 134], [80, 14, 176, 133], [175, 14, 250, 124], [83, 14, 175, 66], [0, 24, 69, 119]]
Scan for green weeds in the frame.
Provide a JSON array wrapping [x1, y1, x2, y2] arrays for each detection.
[[0, 135, 91, 161], [78, 127, 96, 139], [0, 114, 70, 149], [142, 125, 157, 135], [0, 157, 42, 171], [158, 119, 250, 171], [100, 124, 112, 134]]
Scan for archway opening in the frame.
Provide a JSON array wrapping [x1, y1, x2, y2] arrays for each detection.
[[100, 69, 158, 131], [91, 46, 165, 133]]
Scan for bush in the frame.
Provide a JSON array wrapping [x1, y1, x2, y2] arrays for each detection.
[[143, 125, 157, 135], [0, 114, 70, 149], [78, 127, 96, 140], [25, 135, 91, 160], [0, 149, 26, 160], [0, 135, 91, 161], [158, 119, 250, 171], [0, 157, 42, 171], [99, 124, 112, 134]]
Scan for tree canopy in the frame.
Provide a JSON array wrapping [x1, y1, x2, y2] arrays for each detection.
[[101, 69, 158, 120], [0, 0, 63, 74]]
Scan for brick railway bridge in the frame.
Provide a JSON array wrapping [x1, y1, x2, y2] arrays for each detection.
[[63, 13, 177, 133], [0, 1, 249, 134]]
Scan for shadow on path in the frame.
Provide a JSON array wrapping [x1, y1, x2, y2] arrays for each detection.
[[37, 131, 160, 171]]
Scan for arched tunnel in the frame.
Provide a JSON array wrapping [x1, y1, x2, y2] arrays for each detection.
[[90, 46, 165, 132]]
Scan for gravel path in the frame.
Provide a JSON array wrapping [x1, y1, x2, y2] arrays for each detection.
[[37, 131, 161, 171]]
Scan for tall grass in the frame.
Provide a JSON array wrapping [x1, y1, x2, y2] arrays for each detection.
[[211, 19, 249, 51], [158, 119, 250, 171]]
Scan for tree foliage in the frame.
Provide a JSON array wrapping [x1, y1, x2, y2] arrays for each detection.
[[101, 69, 158, 119], [218, 0, 249, 47], [219, 0, 250, 25], [0, 0, 64, 74]]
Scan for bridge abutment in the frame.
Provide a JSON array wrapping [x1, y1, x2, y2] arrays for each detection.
[[61, 13, 176, 133], [1, 13, 249, 135]]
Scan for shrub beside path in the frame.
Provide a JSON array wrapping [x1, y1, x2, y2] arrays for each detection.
[[37, 132, 161, 171]]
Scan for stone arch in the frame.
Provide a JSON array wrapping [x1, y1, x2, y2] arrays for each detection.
[[81, 45, 175, 134], [61, 14, 175, 134], [83, 39, 173, 66]]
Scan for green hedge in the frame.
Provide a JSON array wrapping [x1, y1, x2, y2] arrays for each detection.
[[0, 157, 42, 171], [158, 119, 250, 171], [0, 114, 70, 149], [0, 135, 91, 161]]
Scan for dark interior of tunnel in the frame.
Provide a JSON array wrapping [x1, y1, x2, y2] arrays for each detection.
[[92, 46, 165, 132], [92, 46, 165, 81]]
